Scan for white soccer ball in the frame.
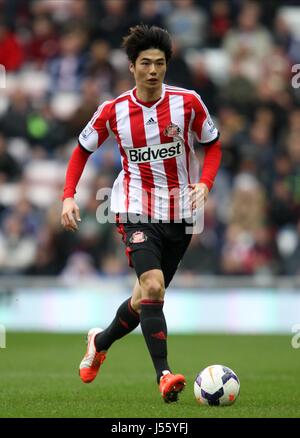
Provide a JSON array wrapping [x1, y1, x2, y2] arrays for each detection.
[[194, 364, 240, 406]]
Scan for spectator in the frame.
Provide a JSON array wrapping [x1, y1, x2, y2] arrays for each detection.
[[207, 0, 231, 47], [276, 223, 300, 275], [165, 0, 208, 50], [180, 198, 221, 274], [239, 122, 274, 190], [221, 223, 255, 275], [219, 59, 257, 114], [270, 178, 298, 229], [190, 57, 218, 114], [285, 132, 300, 213], [3, 196, 41, 236], [229, 173, 267, 232], [0, 0, 299, 276], [0, 21, 24, 71], [25, 14, 59, 66], [60, 251, 99, 283], [86, 40, 117, 95], [25, 223, 59, 275], [223, 2, 273, 82], [165, 40, 193, 89], [47, 26, 89, 94], [0, 88, 31, 139], [0, 134, 22, 182], [0, 214, 37, 273], [90, 0, 132, 49], [66, 78, 100, 139], [76, 189, 112, 268], [133, 0, 164, 29], [0, 89, 66, 152]]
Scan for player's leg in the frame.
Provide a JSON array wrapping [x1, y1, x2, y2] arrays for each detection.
[[94, 297, 140, 353], [79, 219, 144, 383], [136, 265, 186, 402], [138, 229, 191, 393], [119, 221, 188, 401], [103, 260, 186, 401], [94, 278, 142, 354], [138, 267, 168, 381], [135, 221, 191, 374], [130, 278, 142, 313], [148, 223, 191, 400], [79, 288, 140, 383], [161, 224, 192, 289]]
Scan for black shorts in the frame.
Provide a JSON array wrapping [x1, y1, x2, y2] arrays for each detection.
[[116, 214, 192, 288]]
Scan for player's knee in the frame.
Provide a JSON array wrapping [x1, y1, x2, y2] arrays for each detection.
[[130, 296, 141, 313], [140, 273, 164, 300]]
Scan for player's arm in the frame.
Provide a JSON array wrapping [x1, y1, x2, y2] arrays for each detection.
[[61, 144, 91, 231], [189, 93, 222, 210], [61, 102, 111, 231], [189, 139, 222, 210]]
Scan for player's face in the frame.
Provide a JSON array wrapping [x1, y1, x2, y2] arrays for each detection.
[[130, 48, 167, 91]]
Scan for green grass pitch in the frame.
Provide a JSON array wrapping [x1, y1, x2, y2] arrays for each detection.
[[0, 332, 299, 418]]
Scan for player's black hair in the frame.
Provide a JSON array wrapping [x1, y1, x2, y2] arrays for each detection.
[[122, 24, 172, 65]]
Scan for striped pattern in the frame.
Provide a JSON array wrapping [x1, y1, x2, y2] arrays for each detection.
[[78, 84, 219, 220]]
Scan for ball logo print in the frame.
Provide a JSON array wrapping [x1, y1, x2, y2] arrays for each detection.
[[194, 365, 240, 406]]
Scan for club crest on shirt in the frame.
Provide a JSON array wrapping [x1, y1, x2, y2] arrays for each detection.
[[129, 231, 148, 244], [163, 122, 181, 138]]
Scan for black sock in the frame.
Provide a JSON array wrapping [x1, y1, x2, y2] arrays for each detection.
[[95, 298, 140, 352], [140, 299, 170, 384]]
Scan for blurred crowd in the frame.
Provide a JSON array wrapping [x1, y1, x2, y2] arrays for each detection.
[[0, 0, 300, 280]]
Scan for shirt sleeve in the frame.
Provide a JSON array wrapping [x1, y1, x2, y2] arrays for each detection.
[[199, 139, 222, 190], [78, 101, 111, 152], [62, 144, 90, 200], [191, 93, 219, 145]]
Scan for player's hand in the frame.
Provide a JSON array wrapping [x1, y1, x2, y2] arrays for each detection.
[[61, 198, 81, 232], [188, 183, 209, 211]]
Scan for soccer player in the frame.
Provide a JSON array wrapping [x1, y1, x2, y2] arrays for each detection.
[[61, 25, 222, 403]]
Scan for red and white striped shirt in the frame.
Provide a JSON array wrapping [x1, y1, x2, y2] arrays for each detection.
[[78, 84, 219, 220]]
